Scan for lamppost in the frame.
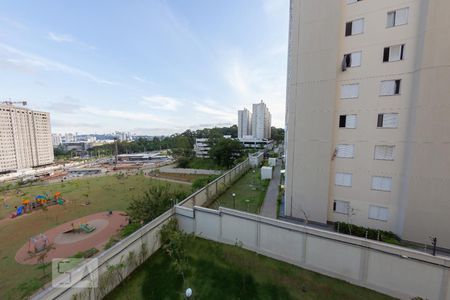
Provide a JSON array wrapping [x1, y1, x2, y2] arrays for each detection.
[[185, 288, 193, 299], [232, 193, 236, 209], [245, 199, 250, 212]]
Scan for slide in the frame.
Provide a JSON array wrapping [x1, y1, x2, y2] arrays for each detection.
[[16, 205, 24, 216]]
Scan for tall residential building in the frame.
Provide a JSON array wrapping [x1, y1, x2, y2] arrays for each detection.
[[285, 0, 450, 248], [52, 133, 62, 147], [237, 108, 252, 138], [0, 104, 54, 173], [251, 100, 271, 140]]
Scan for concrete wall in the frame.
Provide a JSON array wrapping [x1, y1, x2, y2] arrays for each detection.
[[177, 159, 250, 208], [32, 210, 173, 300], [176, 206, 450, 300], [159, 165, 222, 175]]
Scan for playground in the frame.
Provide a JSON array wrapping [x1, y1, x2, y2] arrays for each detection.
[[10, 192, 65, 219], [0, 174, 190, 299], [15, 211, 128, 264]]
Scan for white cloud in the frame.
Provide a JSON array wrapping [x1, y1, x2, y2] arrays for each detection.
[[0, 43, 115, 85], [80, 106, 173, 125], [47, 32, 96, 50], [48, 32, 75, 43], [141, 95, 183, 111], [193, 102, 235, 121]]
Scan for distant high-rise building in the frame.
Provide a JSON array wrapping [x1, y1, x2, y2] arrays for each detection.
[[51, 134, 62, 147], [0, 104, 54, 172], [284, 0, 450, 248], [251, 100, 271, 140], [64, 133, 75, 143], [237, 108, 252, 138]]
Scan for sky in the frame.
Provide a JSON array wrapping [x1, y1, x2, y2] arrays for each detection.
[[0, 0, 289, 136]]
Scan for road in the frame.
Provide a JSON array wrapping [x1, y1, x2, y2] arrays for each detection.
[[260, 159, 281, 219]]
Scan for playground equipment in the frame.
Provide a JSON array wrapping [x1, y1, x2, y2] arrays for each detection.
[[63, 222, 96, 234], [28, 233, 49, 254], [10, 192, 65, 218]]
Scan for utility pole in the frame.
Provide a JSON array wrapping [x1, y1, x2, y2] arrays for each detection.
[[114, 138, 118, 165]]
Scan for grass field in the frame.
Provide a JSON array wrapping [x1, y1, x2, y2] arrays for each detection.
[[0, 175, 189, 300], [106, 237, 395, 300], [209, 169, 269, 213], [184, 158, 225, 170]]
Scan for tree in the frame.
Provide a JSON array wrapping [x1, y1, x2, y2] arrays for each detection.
[[271, 127, 285, 144], [209, 138, 243, 169], [127, 185, 187, 224]]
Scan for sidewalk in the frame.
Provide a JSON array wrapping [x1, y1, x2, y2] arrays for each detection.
[[260, 159, 281, 219]]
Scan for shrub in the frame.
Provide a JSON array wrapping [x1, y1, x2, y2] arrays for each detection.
[[191, 175, 219, 191], [334, 222, 401, 245]]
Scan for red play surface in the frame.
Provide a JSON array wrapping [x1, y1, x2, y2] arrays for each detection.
[[15, 211, 128, 264]]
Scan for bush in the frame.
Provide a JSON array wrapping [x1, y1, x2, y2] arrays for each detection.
[[191, 175, 219, 191], [334, 222, 400, 244], [120, 222, 141, 238]]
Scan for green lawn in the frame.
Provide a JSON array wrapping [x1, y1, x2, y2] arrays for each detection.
[[185, 158, 225, 170], [209, 169, 269, 213], [106, 237, 395, 300], [0, 175, 190, 300]]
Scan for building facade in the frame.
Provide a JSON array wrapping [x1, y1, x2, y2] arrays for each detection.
[[285, 0, 450, 248], [194, 138, 210, 158], [237, 108, 252, 138], [0, 104, 54, 173], [251, 100, 272, 140]]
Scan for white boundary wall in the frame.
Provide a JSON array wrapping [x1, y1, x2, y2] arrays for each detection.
[[176, 206, 450, 300]]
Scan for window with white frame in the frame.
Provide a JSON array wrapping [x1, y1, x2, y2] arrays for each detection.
[[339, 114, 357, 129], [371, 176, 393, 191], [345, 18, 364, 36], [383, 44, 405, 62], [335, 172, 352, 187], [336, 144, 355, 158], [341, 83, 359, 99], [342, 51, 362, 70], [369, 205, 389, 221], [334, 200, 350, 214], [377, 113, 399, 128], [380, 80, 401, 96], [374, 145, 395, 160], [387, 8, 409, 28]]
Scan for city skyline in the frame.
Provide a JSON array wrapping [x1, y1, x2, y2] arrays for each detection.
[[0, 0, 289, 135]]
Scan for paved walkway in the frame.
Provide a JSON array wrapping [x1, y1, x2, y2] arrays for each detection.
[[260, 159, 281, 219]]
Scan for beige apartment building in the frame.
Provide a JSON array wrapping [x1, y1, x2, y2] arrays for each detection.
[[0, 104, 54, 173], [285, 0, 450, 248]]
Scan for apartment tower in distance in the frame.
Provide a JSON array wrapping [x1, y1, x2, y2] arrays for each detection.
[[251, 100, 271, 140], [285, 0, 450, 248], [237, 108, 252, 138], [0, 103, 54, 173]]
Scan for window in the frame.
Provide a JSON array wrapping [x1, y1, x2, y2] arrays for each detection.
[[380, 80, 401, 96], [347, 0, 362, 4], [369, 205, 389, 221], [339, 114, 357, 128], [335, 172, 352, 187], [336, 144, 355, 158], [342, 51, 362, 71], [383, 45, 405, 62], [333, 200, 349, 214], [377, 113, 399, 128], [387, 8, 409, 27], [371, 176, 392, 191], [345, 18, 364, 36], [341, 84, 359, 99], [374, 145, 395, 160]]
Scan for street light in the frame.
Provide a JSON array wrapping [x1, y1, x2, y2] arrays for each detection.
[[185, 288, 193, 298], [232, 193, 236, 209], [245, 199, 250, 212]]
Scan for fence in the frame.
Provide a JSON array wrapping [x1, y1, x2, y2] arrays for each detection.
[[32, 159, 250, 299], [175, 206, 450, 300], [177, 159, 250, 208]]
